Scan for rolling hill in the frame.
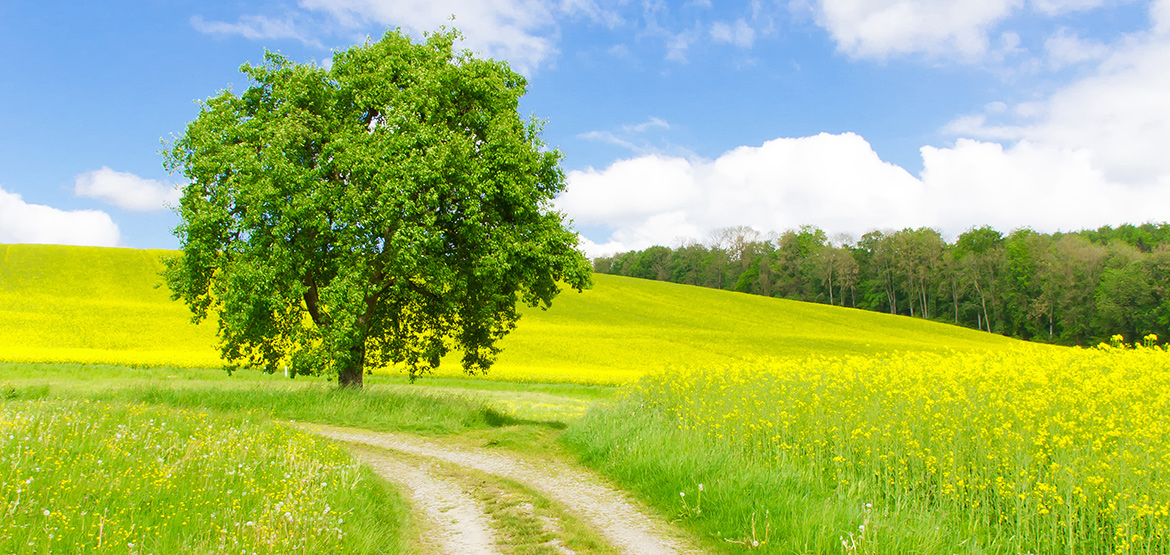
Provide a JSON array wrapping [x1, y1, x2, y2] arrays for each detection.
[[0, 244, 1015, 383]]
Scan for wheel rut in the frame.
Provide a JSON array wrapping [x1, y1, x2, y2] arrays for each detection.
[[302, 423, 704, 555]]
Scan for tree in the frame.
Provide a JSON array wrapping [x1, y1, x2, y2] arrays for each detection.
[[163, 29, 591, 388], [955, 226, 1004, 332]]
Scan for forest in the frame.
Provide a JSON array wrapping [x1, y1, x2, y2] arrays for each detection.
[[592, 223, 1170, 346]]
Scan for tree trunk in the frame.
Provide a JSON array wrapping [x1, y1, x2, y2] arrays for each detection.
[[339, 363, 363, 388], [339, 343, 366, 388]]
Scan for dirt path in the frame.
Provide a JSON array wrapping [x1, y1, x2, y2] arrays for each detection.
[[350, 446, 502, 555], [303, 423, 703, 555]]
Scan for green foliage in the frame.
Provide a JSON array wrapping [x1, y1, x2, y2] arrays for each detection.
[[595, 223, 1170, 346], [163, 28, 590, 386]]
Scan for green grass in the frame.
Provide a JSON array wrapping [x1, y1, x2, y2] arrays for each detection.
[[0, 398, 413, 554], [1, 244, 1015, 384], [0, 362, 614, 427]]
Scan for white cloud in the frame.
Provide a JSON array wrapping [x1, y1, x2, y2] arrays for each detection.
[[0, 186, 120, 247], [711, 19, 756, 48], [561, 132, 1170, 258], [953, 33, 1170, 186], [918, 139, 1164, 234], [579, 117, 673, 153], [296, 0, 560, 74], [1031, 0, 1108, 16], [622, 117, 670, 133], [74, 167, 182, 212], [191, 15, 320, 47], [1152, 0, 1170, 34], [1044, 28, 1109, 69], [813, 0, 1021, 59], [560, 133, 927, 256]]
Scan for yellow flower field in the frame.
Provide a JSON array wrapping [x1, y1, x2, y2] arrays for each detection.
[[1, 243, 1013, 384], [629, 342, 1170, 553]]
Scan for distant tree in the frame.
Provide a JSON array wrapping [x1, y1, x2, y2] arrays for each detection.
[[773, 225, 827, 301], [1094, 244, 1159, 342], [812, 246, 857, 306], [628, 246, 672, 281], [955, 226, 1004, 332], [163, 29, 590, 387]]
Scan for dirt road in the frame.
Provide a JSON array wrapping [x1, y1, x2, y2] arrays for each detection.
[[303, 423, 704, 555]]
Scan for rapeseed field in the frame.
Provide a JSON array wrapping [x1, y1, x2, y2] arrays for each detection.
[[1, 244, 1012, 383], [0, 244, 220, 368], [587, 340, 1170, 553]]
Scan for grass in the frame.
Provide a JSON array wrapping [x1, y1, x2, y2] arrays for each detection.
[[563, 343, 1170, 554], [0, 398, 413, 554], [1, 244, 1015, 385]]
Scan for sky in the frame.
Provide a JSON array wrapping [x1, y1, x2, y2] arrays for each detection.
[[2, 0, 1169, 257]]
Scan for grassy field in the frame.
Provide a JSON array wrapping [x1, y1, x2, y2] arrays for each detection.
[[0, 244, 1014, 384], [0, 396, 414, 554], [5, 243, 1167, 554]]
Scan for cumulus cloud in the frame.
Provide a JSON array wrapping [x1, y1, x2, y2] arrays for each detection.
[[74, 167, 182, 212], [560, 133, 930, 256], [0, 186, 120, 247], [561, 132, 1170, 258], [813, 0, 1022, 59]]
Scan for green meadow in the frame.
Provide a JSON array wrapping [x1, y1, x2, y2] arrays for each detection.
[[6, 243, 1166, 554]]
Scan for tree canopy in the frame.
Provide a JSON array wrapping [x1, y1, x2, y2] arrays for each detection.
[[163, 29, 591, 387], [595, 223, 1170, 346]]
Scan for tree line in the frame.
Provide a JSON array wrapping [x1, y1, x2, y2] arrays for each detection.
[[593, 223, 1170, 346]]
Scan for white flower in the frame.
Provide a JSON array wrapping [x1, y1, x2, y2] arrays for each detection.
[[42, 509, 50, 516], [698, 483, 704, 492], [679, 492, 685, 497]]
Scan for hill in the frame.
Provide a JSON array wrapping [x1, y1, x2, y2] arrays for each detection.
[[0, 244, 1015, 383]]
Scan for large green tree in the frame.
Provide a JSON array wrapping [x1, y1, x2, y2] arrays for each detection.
[[163, 29, 591, 387]]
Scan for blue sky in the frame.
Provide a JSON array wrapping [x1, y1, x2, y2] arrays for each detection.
[[2, 0, 1168, 256]]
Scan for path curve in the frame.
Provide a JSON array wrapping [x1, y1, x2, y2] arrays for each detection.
[[304, 423, 702, 555]]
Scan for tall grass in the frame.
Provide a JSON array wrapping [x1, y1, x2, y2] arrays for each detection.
[[564, 343, 1170, 554], [0, 398, 412, 554], [109, 382, 520, 433]]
